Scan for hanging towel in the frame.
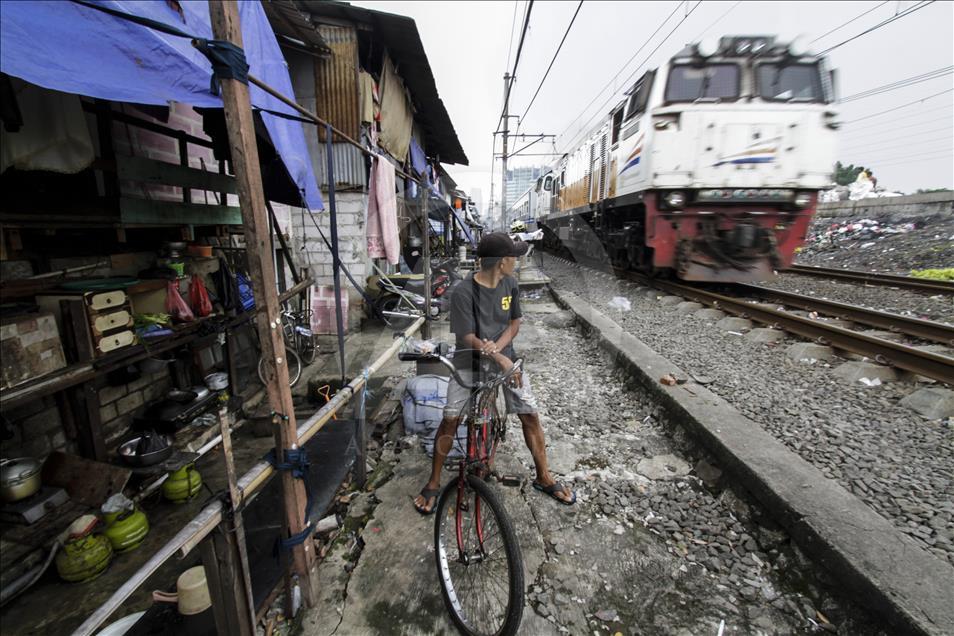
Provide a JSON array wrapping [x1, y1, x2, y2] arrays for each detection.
[[0, 79, 94, 174], [367, 154, 400, 265]]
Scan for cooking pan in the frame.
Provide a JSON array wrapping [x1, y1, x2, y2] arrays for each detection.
[[118, 434, 173, 467]]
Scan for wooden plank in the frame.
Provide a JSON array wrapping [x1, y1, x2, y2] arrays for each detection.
[[116, 155, 238, 194], [208, 0, 317, 609], [120, 197, 243, 226]]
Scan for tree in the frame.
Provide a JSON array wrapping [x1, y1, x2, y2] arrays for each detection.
[[833, 161, 864, 186]]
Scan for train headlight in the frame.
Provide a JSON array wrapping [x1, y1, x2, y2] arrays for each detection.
[[664, 191, 686, 209], [794, 192, 812, 208]]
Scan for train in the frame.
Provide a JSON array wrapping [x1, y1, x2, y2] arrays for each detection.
[[525, 35, 839, 282]]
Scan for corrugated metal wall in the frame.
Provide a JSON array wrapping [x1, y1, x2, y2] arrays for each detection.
[[313, 142, 367, 191], [315, 25, 359, 142]]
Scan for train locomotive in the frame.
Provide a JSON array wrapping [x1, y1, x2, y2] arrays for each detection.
[[529, 35, 838, 282]]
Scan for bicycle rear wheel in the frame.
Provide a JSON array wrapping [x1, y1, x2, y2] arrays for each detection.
[[257, 346, 302, 388], [435, 474, 524, 636]]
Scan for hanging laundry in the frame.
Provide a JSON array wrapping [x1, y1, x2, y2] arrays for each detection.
[[367, 153, 400, 265], [0, 78, 94, 174]]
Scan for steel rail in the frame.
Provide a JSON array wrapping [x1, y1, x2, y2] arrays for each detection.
[[646, 276, 954, 385], [733, 283, 954, 346], [787, 264, 954, 294]]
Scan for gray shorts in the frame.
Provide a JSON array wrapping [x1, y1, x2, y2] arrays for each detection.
[[443, 366, 538, 419]]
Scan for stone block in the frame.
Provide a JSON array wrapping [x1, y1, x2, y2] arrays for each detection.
[[900, 387, 954, 419], [99, 384, 127, 405], [22, 407, 62, 435], [636, 454, 691, 480], [716, 317, 753, 332], [694, 308, 726, 321], [832, 361, 898, 385], [786, 343, 835, 363], [744, 328, 786, 344], [116, 390, 145, 415], [100, 403, 118, 423], [658, 295, 684, 307], [675, 302, 703, 315]]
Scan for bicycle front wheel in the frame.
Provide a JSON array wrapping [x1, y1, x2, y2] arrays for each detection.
[[258, 347, 302, 388], [435, 474, 524, 636]]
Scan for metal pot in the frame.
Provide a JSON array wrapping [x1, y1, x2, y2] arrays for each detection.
[[0, 457, 42, 503], [118, 435, 173, 467]]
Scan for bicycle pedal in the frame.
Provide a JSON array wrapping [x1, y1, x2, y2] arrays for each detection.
[[497, 474, 522, 487]]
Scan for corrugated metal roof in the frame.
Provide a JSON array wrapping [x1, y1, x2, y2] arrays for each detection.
[[294, 0, 468, 166], [261, 0, 331, 56], [313, 142, 367, 191]]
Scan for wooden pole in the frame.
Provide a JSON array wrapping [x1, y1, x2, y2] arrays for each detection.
[[420, 185, 432, 339], [207, 0, 317, 607]]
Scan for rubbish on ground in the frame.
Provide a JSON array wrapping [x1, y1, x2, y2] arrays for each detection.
[[859, 377, 882, 387], [660, 374, 677, 386], [595, 609, 619, 622], [607, 296, 632, 312]]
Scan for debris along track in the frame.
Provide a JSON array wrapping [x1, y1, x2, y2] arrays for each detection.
[[618, 271, 954, 385], [537, 255, 954, 571], [506, 300, 886, 635], [788, 264, 954, 295]]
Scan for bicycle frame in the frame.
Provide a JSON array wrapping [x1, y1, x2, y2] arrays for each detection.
[[455, 385, 500, 561]]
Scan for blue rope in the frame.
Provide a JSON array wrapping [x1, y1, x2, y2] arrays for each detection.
[[264, 447, 315, 550]]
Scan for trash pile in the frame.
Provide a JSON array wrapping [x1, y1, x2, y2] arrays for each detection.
[[804, 218, 921, 250]]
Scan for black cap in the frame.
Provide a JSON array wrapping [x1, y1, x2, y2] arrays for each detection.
[[477, 232, 529, 258]]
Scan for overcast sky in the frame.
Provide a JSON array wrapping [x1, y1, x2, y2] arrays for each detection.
[[356, 0, 954, 211]]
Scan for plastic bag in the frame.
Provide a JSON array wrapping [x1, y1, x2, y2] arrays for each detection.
[[607, 296, 632, 312], [189, 275, 212, 317], [165, 280, 195, 322]]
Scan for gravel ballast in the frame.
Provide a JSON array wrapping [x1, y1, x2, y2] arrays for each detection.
[[509, 300, 885, 634], [538, 256, 954, 569]]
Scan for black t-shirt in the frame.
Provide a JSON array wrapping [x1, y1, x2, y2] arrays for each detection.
[[450, 274, 522, 369]]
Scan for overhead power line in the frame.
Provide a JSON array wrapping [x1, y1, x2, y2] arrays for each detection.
[[818, 0, 936, 55], [809, 1, 889, 44], [841, 131, 954, 155], [691, 0, 741, 41], [561, 0, 703, 153], [858, 150, 953, 169], [839, 65, 953, 103], [554, 0, 686, 145], [504, 0, 521, 73], [519, 0, 584, 126], [843, 88, 954, 124], [498, 0, 535, 126], [840, 110, 954, 136], [840, 124, 954, 150]]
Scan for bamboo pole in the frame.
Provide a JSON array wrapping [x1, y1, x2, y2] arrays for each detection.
[[207, 0, 315, 608]]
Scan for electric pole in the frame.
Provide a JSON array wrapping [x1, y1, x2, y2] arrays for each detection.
[[500, 72, 510, 231]]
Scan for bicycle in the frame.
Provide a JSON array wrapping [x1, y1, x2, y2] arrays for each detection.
[[397, 348, 525, 636], [280, 306, 318, 365], [256, 329, 303, 388]]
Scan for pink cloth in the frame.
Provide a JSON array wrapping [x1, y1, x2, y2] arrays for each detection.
[[367, 153, 400, 265]]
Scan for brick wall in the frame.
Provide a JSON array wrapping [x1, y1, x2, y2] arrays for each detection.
[[98, 369, 173, 445], [0, 369, 172, 461], [288, 192, 369, 327], [0, 397, 70, 460], [109, 103, 222, 205]]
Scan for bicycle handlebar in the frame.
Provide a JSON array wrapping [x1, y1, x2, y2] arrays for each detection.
[[398, 351, 523, 392]]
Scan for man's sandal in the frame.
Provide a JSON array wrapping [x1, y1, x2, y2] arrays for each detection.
[[532, 481, 577, 505], [415, 487, 440, 515]]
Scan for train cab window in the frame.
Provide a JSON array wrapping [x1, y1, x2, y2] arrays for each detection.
[[611, 108, 624, 144], [665, 64, 740, 102], [623, 71, 655, 120], [757, 63, 824, 102], [543, 175, 553, 192]]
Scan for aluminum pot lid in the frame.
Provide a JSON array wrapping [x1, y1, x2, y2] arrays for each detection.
[[0, 457, 41, 483]]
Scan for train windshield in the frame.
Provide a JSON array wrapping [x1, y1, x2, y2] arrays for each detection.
[[665, 64, 740, 102], [757, 63, 824, 102]]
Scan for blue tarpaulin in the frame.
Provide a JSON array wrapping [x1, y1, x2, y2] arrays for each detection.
[[0, 0, 324, 210]]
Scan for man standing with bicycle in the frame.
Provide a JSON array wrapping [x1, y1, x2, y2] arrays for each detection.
[[414, 233, 576, 514]]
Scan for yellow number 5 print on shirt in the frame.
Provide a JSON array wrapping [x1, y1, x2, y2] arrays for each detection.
[[501, 296, 511, 311]]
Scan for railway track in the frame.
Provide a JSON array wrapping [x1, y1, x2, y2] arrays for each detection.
[[537, 253, 954, 384], [787, 264, 954, 294]]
